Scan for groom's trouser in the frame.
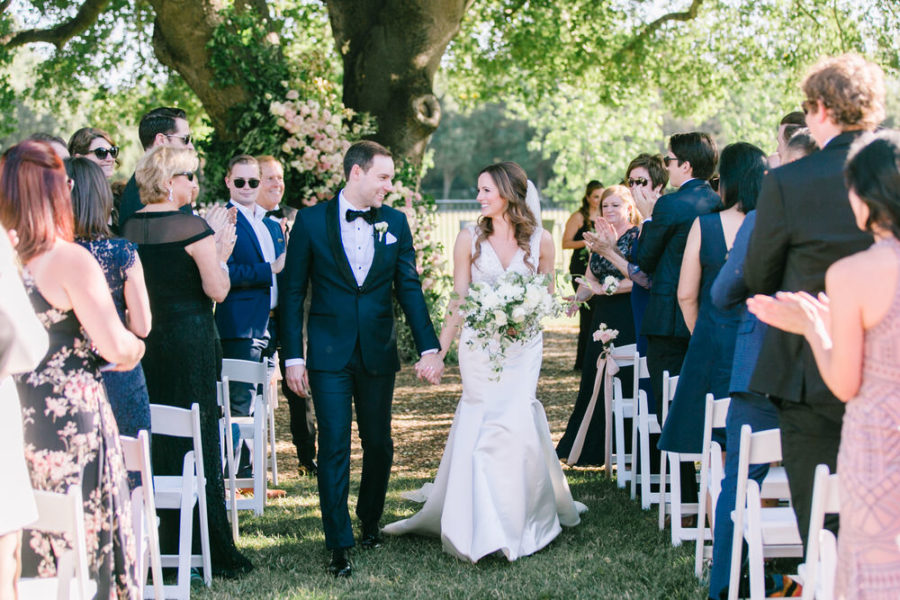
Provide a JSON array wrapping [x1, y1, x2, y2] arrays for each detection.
[[308, 344, 396, 550]]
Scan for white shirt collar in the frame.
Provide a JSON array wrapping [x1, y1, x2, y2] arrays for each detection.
[[232, 200, 264, 223]]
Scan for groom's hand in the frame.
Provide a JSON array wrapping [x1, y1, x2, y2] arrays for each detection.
[[285, 364, 311, 397], [415, 353, 444, 385]]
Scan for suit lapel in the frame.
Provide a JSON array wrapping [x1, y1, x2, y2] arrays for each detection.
[[362, 206, 388, 290], [231, 202, 265, 260], [325, 197, 359, 288]]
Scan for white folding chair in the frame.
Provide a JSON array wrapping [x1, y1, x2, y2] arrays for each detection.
[[221, 358, 269, 516], [120, 431, 165, 600], [266, 356, 280, 486], [657, 372, 680, 527], [631, 371, 674, 510], [799, 464, 840, 600], [815, 530, 837, 600], [607, 344, 646, 489], [695, 394, 731, 576], [18, 485, 96, 600], [150, 403, 212, 598], [217, 378, 240, 542], [728, 425, 803, 600]]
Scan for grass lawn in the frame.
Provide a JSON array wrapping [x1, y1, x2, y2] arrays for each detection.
[[192, 325, 709, 599]]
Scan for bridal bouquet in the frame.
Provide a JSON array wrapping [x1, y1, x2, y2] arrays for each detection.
[[459, 271, 562, 377]]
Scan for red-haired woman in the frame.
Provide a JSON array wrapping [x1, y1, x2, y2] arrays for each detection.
[[0, 141, 144, 598]]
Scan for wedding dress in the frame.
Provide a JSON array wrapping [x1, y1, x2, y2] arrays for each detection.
[[383, 226, 586, 562]]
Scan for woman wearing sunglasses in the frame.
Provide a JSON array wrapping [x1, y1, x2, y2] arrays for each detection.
[[121, 146, 253, 579], [68, 127, 119, 178]]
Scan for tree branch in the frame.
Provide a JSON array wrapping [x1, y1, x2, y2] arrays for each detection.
[[2, 0, 111, 49], [621, 0, 705, 54]]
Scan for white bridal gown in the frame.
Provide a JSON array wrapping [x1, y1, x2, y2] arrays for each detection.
[[383, 226, 586, 562]]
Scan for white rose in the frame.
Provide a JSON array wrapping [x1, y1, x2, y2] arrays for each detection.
[[493, 310, 508, 326], [512, 306, 526, 323]]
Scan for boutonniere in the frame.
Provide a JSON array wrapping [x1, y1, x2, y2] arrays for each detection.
[[374, 221, 388, 242]]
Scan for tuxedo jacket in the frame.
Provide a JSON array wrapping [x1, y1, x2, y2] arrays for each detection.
[[710, 211, 767, 395], [214, 202, 285, 340], [279, 196, 439, 375], [744, 131, 873, 405], [636, 178, 721, 339]]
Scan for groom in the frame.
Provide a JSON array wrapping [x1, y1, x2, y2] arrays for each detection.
[[280, 140, 444, 577]]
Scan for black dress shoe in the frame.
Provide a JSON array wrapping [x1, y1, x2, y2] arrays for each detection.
[[359, 525, 383, 549], [298, 459, 318, 477], [327, 548, 351, 577]]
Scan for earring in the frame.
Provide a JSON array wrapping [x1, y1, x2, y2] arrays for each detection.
[[167, 187, 173, 202]]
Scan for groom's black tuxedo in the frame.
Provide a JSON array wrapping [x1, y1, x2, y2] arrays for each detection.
[[280, 194, 439, 549]]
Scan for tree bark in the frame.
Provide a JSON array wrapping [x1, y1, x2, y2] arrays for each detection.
[[325, 0, 474, 166], [147, 0, 250, 138]]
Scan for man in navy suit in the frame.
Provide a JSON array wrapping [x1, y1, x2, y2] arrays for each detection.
[[636, 132, 720, 408], [280, 141, 443, 577], [216, 155, 286, 425]]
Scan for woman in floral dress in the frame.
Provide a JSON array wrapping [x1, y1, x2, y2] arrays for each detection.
[[0, 141, 145, 599]]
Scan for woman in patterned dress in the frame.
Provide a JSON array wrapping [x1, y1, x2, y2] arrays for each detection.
[[0, 140, 145, 599], [750, 131, 900, 598], [68, 157, 152, 439]]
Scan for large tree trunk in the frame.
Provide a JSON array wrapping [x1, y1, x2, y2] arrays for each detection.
[[325, 0, 473, 166], [147, 0, 250, 139]]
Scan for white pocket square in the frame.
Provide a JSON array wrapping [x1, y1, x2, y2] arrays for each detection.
[[385, 232, 398, 245]]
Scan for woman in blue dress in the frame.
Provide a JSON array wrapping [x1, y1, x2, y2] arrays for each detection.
[[67, 157, 152, 438]]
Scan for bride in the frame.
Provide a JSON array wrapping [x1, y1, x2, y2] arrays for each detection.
[[383, 161, 586, 562]]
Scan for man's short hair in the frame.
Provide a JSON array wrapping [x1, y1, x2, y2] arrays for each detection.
[[801, 53, 885, 131], [226, 154, 258, 175], [785, 127, 819, 158], [669, 132, 718, 181], [255, 155, 282, 169], [780, 111, 806, 127], [27, 132, 67, 147], [138, 107, 187, 150], [625, 153, 668, 191], [343, 140, 392, 179]]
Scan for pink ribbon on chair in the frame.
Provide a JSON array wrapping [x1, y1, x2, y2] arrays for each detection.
[[566, 345, 620, 473]]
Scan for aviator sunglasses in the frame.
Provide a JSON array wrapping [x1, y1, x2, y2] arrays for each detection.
[[232, 178, 260, 189], [90, 146, 119, 160]]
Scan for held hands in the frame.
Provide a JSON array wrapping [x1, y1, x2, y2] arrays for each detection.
[[285, 364, 311, 397], [415, 353, 444, 385]]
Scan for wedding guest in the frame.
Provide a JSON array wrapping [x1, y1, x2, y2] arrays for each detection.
[[636, 133, 720, 410], [121, 145, 253, 578], [216, 154, 285, 477], [117, 106, 195, 228], [68, 127, 119, 179], [749, 130, 900, 598], [26, 132, 69, 160], [744, 53, 885, 545], [556, 185, 639, 465], [562, 180, 603, 370], [770, 111, 806, 168], [782, 127, 818, 164], [706, 130, 817, 600], [0, 223, 47, 600], [0, 140, 143, 598], [67, 157, 152, 438], [660, 143, 764, 456], [256, 154, 318, 476]]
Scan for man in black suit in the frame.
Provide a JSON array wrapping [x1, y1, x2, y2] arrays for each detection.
[[280, 141, 443, 577], [745, 54, 885, 545], [636, 132, 721, 408], [116, 107, 195, 229]]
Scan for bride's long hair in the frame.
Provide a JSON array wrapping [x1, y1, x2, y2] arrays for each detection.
[[473, 161, 538, 271]]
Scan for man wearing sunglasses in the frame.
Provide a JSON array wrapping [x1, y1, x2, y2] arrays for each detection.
[[116, 106, 196, 229], [216, 155, 287, 477]]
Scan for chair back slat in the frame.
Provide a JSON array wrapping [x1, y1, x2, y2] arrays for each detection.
[[221, 358, 268, 386], [150, 404, 195, 438], [747, 428, 782, 464]]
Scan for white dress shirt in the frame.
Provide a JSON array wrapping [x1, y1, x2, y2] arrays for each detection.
[[234, 201, 278, 309], [338, 191, 375, 286]]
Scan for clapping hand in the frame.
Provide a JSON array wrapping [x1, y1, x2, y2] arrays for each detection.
[[415, 353, 444, 385], [205, 205, 238, 263], [564, 276, 597, 317], [747, 291, 831, 343], [631, 184, 661, 219], [204, 204, 234, 233]]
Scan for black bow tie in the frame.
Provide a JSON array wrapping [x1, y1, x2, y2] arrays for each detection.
[[346, 208, 376, 224], [266, 208, 284, 220]]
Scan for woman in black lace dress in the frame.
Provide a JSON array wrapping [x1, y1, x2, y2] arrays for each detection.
[[557, 185, 640, 466], [121, 145, 253, 578], [1, 140, 144, 598], [68, 158, 152, 439]]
